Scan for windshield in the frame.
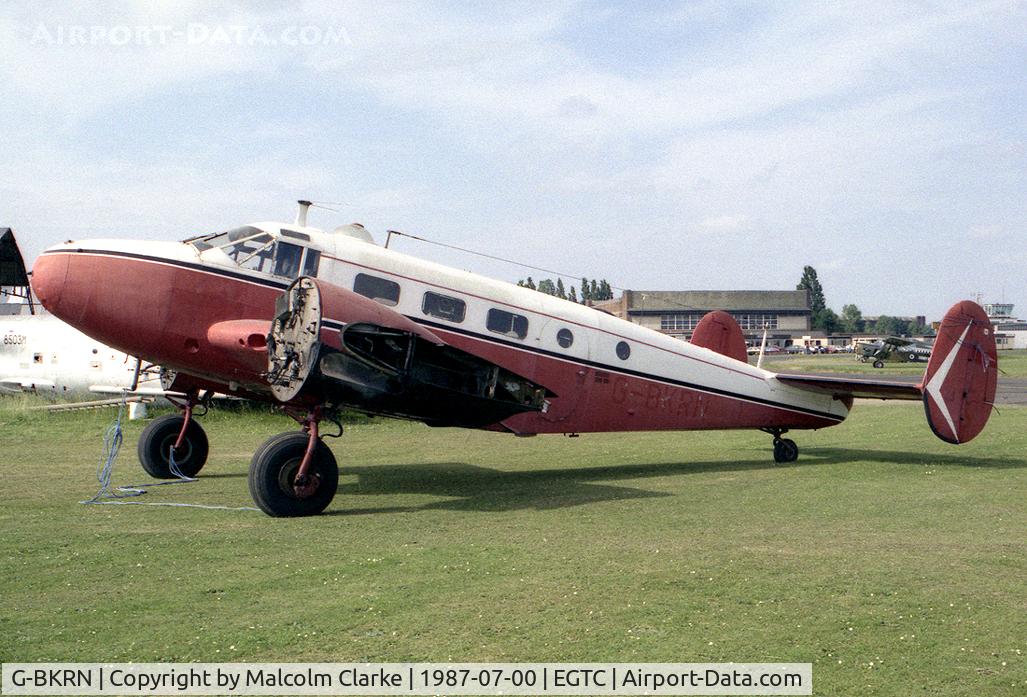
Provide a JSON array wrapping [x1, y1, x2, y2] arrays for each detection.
[[188, 226, 314, 280], [186, 226, 264, 251]]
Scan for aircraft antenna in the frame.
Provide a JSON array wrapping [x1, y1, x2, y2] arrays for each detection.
[[756, 324, 770, 369], [383, 229, 706, 312], [295, 200, 349, 226], [294, 200, 312, 227]]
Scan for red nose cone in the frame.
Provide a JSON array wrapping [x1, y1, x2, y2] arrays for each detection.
[[30, 253, 69, 314]]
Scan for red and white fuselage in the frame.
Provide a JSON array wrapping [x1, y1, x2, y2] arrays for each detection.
[[31, 220, 849, 434]]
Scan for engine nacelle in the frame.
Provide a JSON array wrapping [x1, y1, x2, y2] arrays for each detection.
[[266, 277, 550, 427]]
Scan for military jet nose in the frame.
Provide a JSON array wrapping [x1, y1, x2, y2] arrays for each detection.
[[30, 251, 70, 313]]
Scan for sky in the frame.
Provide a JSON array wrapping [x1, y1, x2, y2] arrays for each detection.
[[1, 1, 1024, 320]]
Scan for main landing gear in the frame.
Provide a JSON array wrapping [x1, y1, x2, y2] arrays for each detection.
[[762, 428, 799, 464], [137, 393, 209, 478], [248, 408, 341, 517]]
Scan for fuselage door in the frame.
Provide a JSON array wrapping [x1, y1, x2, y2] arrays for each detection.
[[526, 314, 593, 426]]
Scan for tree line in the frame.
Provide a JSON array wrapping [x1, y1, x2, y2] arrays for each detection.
[[797, 266, 932, 336], [517, 277, 614, 304]]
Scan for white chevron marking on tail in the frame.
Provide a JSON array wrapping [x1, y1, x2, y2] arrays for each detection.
[[924, 322, 972, 442]]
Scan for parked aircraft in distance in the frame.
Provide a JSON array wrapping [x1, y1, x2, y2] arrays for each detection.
[[857, 337, 934, 368], [30, 202, 999, 516], [0, 314, 159, 396]]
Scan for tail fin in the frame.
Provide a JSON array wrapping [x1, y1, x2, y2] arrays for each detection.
[[921, 301, 998, 444], [690, 310, 748, 363]]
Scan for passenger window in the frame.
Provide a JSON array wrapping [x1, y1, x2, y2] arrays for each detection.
[[422, 292, 466, 322], [273, 242, 303, 278], [557, 328, 574, 348], [302, 249, 321, 277], [487, 308, 528, 339], [354, 273, 400, 306]]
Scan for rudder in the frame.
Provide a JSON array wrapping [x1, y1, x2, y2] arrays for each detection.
[[690, 310, 748, 363], [921, 300, 998, 444]]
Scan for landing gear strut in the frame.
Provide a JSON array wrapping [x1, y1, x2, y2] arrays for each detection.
[[763, 428, 799, 464], [248, 408, 340, 517], [137, 393, 209, 478]]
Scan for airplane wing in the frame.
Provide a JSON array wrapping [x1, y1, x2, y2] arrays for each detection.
[[882, 336, 914, 347], [772, 373, 921, 400]]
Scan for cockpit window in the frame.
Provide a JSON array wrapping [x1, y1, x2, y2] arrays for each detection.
[[188, 227, 317, 280], [187, 226, 262, 251], [227, 226, 262, 242], [273, 242, 303, 278], [302, 249, 321, 277]]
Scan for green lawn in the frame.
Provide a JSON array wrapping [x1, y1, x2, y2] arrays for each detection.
[[1, 401, 1024, 696], [756, 348, 1027, 377]]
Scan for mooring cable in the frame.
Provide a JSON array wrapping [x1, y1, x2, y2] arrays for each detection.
[[80, 396, 258, 511]]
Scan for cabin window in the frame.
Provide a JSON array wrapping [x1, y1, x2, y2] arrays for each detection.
[[302, 249, 321, 277], [354, 273, 400, 306], [487, 308, 528, 339], [422, 292, 466, 322], [616, 341, 631, 360], [557, 328, 574, 348], [272, 242, 303, 278]]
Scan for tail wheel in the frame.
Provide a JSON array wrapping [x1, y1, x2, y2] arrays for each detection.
[[773, 438, 799, 464], [137, 414, 208, 478], [248, 432, 338, 517]]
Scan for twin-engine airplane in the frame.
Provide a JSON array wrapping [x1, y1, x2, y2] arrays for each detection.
[[30, 202, 998, 516]]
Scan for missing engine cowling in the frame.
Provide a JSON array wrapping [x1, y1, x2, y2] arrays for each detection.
[[266, 276, 550, 427]]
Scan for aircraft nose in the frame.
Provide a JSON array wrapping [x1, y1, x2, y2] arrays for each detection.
[[30, 252, 69, 313]]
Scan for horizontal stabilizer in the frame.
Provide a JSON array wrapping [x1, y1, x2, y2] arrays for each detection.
[[774, 374, 921, 400]]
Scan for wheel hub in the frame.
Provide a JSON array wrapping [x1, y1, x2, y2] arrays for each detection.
[[277, 459, 321, 499], [159, 434, 192, 463]]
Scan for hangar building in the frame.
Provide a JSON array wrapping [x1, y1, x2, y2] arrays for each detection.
[[595, 290, 811, 345]]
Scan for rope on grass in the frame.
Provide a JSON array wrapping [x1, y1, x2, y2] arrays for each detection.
[[80, 395, 258, 511]]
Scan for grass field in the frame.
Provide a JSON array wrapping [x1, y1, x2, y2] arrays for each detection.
[[755, 348, 1027, 377], [1, 400, 1025, 696]]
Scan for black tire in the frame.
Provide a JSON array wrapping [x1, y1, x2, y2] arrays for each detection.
[[773, 438, 799, 464], [137, 414, 209, 478], [248, 432, 338, 517], [873, 360, 885, 369]]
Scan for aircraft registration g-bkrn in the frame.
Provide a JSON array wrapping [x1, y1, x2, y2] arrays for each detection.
[[30, 202, 999, 517]]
